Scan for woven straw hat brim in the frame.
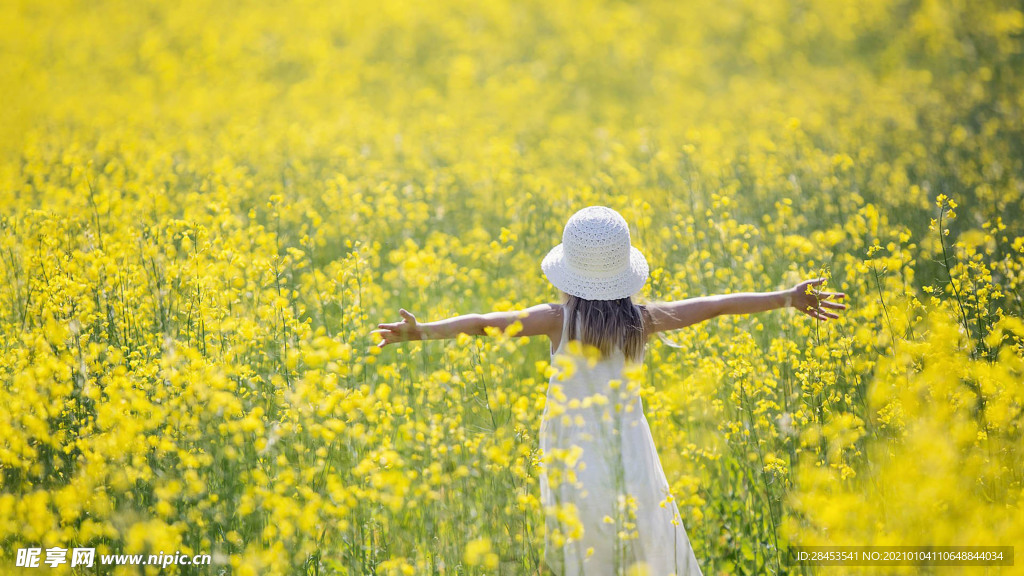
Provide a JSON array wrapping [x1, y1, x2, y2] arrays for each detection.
[[541, 243, 649, 300]]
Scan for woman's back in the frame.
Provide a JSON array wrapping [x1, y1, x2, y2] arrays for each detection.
[[548, 303, 632, 397], [540, 305, 703, 576]]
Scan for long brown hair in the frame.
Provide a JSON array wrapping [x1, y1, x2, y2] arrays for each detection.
[[562, 294, 649, 362]]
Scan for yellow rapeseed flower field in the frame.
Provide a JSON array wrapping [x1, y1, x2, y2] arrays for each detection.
[[1, 0, 1022, 574]]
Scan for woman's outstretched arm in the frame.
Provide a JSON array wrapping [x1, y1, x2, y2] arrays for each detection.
[[645, 278, 846, 335], [372, 303, 561, 348]]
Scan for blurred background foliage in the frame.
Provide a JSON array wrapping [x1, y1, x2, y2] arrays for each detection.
[[1, 0, 1022, 574]]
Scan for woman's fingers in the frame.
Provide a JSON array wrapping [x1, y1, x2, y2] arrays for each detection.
[[807, 309, 828, 321], [375, 310, 416, 331], [800, 303, 840, 320], [376, 318, 411, 330], [819, 300, 846, 310], [372, 315, 415, 348]]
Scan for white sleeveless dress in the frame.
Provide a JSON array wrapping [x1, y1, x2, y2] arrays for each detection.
[[539, 308, 703, 576]]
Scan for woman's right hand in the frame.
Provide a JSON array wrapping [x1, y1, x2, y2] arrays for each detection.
[[789, 278, 846, 320], [371, 309, 421, 348]]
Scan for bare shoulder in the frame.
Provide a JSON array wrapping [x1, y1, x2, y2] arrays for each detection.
[[544, 303, 569, 352], [515, 302, 562, 322], [519, 303, 562, 353], [526, 302, 563, 337]]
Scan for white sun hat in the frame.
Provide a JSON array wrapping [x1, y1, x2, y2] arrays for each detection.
[[541, 206, 649, 300]]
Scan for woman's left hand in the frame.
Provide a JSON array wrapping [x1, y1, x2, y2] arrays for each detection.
[[790, 278, 846, 320], [371, 308, 421, 347]]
